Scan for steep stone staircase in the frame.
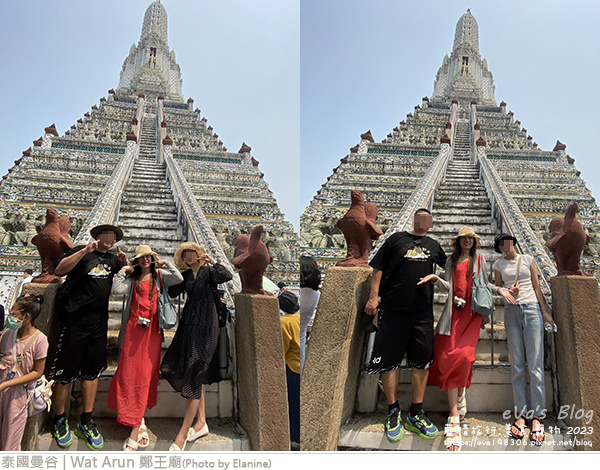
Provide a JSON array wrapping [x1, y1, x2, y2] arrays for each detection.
[[428, 120, 507, 365], [109, 110, 185, 332]]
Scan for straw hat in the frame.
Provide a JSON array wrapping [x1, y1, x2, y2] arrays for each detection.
[[451, 226, 481, 246], [129, 245, 158, 265], [174, 242, 206, 270], [90, 224, 123, 241]]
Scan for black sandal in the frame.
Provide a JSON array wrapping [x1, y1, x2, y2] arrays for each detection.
[[509, 416, 526, 439], [529, 418, 545, 446]]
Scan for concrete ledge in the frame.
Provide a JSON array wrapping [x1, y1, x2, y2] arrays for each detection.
[[93, 377, 234, 418], [36, 418, 249, 451], [358, 367, 554, 413], [339, 412, 574, 451]]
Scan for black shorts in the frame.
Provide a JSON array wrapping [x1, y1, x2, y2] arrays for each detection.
[[366, 307, 434, 374], [48, 321, 108, 384]]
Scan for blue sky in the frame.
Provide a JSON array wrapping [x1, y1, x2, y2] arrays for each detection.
[[301, 0, 600, 220], [0, 0, 300, 228], [2, 1, 600, 234]]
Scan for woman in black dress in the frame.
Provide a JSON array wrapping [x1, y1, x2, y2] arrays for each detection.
[[161, 242, 232, 451]]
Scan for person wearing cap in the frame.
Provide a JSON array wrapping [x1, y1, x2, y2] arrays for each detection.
[[364, 208, 447, 443], [492, 233, 555, 446], [278, 291, 300, 450], [276, 281, 290, 297], [48, 224, 127, 451], [161, 242, 233, 451], [108, 245, 183, 451], [418, 226, 513, 451]]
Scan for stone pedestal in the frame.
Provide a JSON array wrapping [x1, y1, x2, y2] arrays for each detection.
[[301, 267, 372, 451], [234, 293, 289, 451], [551, 276, 600, 451], [20, 282, 60, 451]]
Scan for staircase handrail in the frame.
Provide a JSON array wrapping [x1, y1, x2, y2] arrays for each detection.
[[74, 139, 138, 245], [162, 142, 241, 301], [370, 143, 452, 257], [477, 145, 557, 301]]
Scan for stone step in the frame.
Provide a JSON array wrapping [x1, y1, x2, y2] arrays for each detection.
[[132, 160, 162, 166], [119, 232, 182, 245], [92, 375, 235, 420], [435, 189, 487, 198], [429, 216, 493, 226], [433, 200, 491, 209], [431, 227, 495, 236], [390, 367, 554, 411], [122, 187, 173, 196], [118, 219, 180, 231], [120, 201, 178, 212], [130, 172, 165, 180], [121, 232, 183, 244], [118, 208, 178, 219], [121, 192, 175, 202], [434, 194, 490, 204], [445, 166, 478, 171], [339, 409, 570, 451], [119, 239, 183, 253], [35, 417, 249, 451], [433, 207, 491, 217]]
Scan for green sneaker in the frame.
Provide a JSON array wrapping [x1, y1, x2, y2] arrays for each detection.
[[384, 408, 404, 443], [404, 409, 439, 439], [75, 420, 104, 451], [52, 417, 73, 449]]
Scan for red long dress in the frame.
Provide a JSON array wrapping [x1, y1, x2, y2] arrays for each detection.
[[428, 260, 482, 391], [108, 279, 161, 427]]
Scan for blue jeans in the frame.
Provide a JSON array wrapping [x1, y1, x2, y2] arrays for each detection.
[[504, 303, 546, 417]]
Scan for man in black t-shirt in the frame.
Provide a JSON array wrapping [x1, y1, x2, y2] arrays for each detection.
[[365, 208, 447, 443], [48, 224, 127, 451]]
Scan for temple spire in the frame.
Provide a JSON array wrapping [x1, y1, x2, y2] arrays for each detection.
[[452, 9, 479, 56], [140, 0, 168, 45], [431, 9, 496, 106], [116, 1, 184, 101]]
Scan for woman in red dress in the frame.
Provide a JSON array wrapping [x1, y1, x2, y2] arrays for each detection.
[[108, 245, 183, 451], [419, 227, 512, 451]]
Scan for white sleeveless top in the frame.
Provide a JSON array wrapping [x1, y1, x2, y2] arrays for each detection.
[[492, 254, 538, 305]]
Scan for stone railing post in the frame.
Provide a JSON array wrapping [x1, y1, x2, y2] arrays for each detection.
[[301, 267, 372, 450], [550, 276, 600, 451], [20, 282, 61, 450], [234, 294, 290, 450]]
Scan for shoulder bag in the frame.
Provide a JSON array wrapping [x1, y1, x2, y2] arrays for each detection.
[[1, 329, 54, 417], [157, 271, 178, 330], [471, 255, 494, 320]]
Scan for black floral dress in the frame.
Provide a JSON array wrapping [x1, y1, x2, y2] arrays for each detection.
[[160, 263, 232, 399]]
